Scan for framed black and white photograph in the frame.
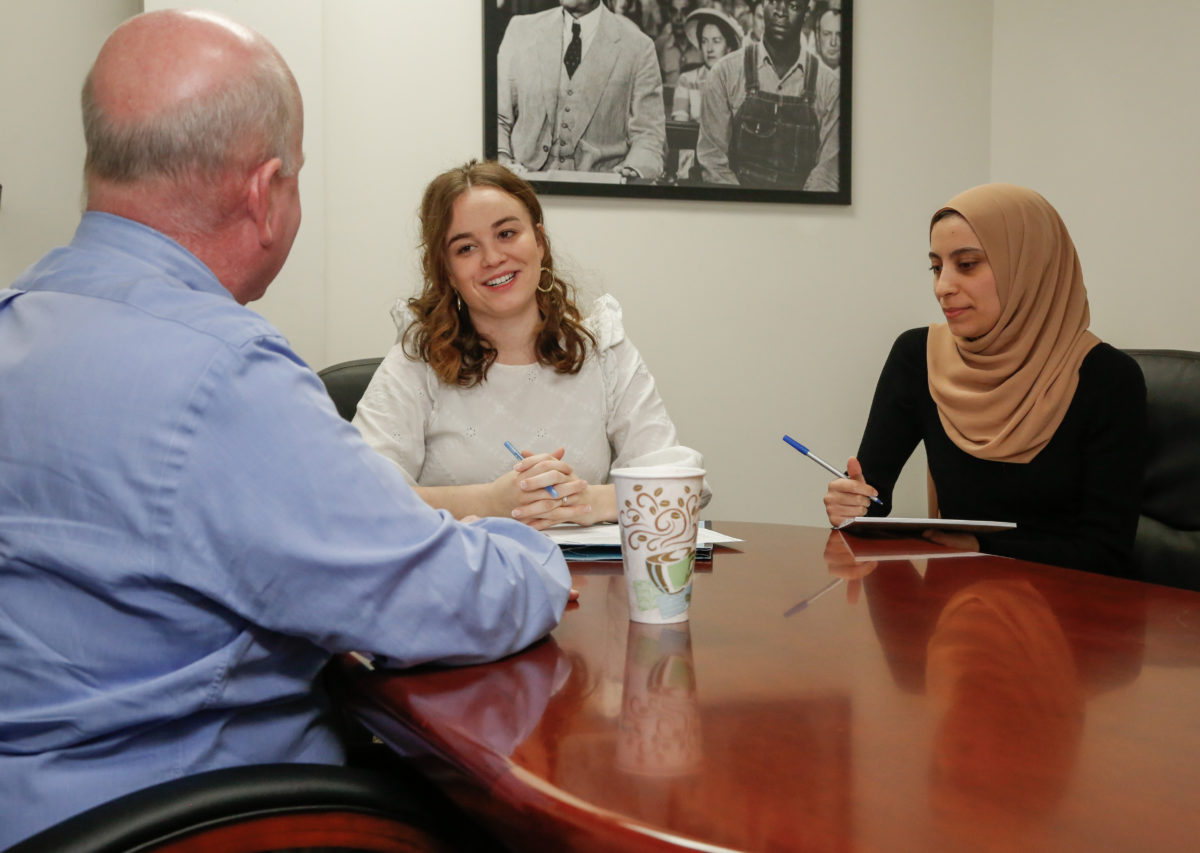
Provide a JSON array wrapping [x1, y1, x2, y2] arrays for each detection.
[[484, 0, 852, 204]]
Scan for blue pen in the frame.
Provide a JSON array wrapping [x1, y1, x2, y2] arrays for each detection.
[[504, 441, 561, 499], [782, 435, 884, 506], [783, 577, 844, 617]]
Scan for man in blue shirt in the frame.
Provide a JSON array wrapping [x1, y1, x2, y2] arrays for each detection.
[[0, 10, 573, 848]]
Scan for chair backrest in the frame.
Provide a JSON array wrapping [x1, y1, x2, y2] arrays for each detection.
[[317, 357, 383, 422], [6, 763, 462, 853], [1125, 349, 1200, 590]]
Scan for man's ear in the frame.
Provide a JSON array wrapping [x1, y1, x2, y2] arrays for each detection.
[[246, 157, 284, 247]]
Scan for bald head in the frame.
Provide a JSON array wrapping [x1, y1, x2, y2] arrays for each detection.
[[90, 12, 261, 122], [81, 10, 305, 304], [83, 9, 302, 187]]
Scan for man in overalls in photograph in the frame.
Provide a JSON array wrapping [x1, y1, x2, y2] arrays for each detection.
[[696, 0, 840, 191]]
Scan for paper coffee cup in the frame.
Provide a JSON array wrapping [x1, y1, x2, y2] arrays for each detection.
[[611, 466, 705, 624]]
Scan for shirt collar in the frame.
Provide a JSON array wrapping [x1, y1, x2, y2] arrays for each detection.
[[757, 39, 807, 84], [73, 211, 233, 300], [562, 3, 604, 59]]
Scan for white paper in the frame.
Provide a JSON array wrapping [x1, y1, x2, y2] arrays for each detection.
[[544, 523, 742, 547], [835, 516, 1016, 534]]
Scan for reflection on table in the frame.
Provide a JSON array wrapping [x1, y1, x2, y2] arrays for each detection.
[[348, 522, 1200, 853]]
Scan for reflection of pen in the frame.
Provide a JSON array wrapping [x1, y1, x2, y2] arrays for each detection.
[[783, 577, 844, 617], [782, 435, 883, 506], [504, 440, 560, 499]]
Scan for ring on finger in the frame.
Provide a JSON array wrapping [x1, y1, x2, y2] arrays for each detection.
[[561, 496, 568, 506]]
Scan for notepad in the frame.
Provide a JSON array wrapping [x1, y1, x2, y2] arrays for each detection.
[[544, 523, 741, 562], [835, 517, 1016, 534]]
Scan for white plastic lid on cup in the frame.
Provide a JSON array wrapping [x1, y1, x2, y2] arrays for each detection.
[[610, 466, 706, 480]]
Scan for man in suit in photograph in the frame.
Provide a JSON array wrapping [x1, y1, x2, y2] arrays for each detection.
[[496, 0, 667, 180]]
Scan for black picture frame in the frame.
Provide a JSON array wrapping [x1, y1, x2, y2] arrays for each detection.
[[483, 0, 852, 204]]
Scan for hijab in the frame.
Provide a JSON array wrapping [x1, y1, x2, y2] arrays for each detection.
[[926, 183, 1100, 463]]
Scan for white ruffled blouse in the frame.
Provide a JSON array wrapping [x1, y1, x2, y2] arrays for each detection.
[[353, 295, 708, 500]]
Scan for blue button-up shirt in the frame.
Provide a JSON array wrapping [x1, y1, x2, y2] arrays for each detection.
[[0, 212, 571, 847]]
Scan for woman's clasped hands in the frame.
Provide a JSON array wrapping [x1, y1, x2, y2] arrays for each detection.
[[497, 447, 595, 530]]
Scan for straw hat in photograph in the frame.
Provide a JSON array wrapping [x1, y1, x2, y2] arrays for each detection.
[[684, 7, 744, 53]]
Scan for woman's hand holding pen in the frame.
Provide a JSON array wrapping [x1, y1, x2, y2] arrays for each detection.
[[823, 457, 880, 527], [542, 481, 617, 529], [498, 448, 592, 530]]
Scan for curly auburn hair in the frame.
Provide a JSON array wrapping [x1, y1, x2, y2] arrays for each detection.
[[402, 160, 596, 387]]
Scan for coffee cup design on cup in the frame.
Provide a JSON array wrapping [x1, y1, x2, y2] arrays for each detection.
[[645, 548, 695, 595], [618, 482, 702, 613]]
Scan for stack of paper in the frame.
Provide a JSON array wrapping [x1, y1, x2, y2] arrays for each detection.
[[543, 523, 741, 562], [835, 517, 1016, 534]]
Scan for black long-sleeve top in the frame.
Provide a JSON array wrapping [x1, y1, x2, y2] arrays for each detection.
[[857, 328, 1146, 578]]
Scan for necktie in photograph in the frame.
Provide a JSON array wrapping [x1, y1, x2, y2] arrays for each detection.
[[564, 22, 582, 78]]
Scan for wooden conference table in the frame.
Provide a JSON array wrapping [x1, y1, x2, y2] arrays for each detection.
[[346, 522, 1200, 852]]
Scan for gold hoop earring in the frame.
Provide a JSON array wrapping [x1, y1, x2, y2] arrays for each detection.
[[455, 292, 463, 311], [537, 266, 554, 293]]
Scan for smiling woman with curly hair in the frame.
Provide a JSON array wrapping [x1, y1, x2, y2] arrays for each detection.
[[353, 160, 708, 528]]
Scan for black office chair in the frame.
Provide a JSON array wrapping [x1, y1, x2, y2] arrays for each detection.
[[1125, 349, 1200, 591], [6, 762, 495, 853], [318, 357, 383, 422]]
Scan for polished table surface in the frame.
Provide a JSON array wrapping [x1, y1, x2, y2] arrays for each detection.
[[347, 522, 1200, 852]]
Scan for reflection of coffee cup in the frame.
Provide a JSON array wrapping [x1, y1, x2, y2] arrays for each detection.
[[612, 466, 705, 624], [616, 622, 702, 777], [646, 547, 695, 594]]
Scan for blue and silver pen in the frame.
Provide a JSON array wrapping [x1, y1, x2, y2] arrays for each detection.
[[504, 440, 560, 499], [783, 577, 844, 617], [782, 435, 883, 506]]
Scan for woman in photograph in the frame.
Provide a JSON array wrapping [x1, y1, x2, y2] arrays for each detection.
[[354, 160, 707, 529], [670, 8, 742, 182], [822, 183, 1145, 577], [670, 8, 743, 121]]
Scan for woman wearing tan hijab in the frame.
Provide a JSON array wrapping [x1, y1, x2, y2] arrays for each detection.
[[823, 184, 1146, 576]]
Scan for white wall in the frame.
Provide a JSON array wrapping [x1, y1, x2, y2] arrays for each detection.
[[0, 0, 141, 283], [319, 0, 995, 526], [991, 0, 1200, 351], [4, 0, 1196, 527]]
